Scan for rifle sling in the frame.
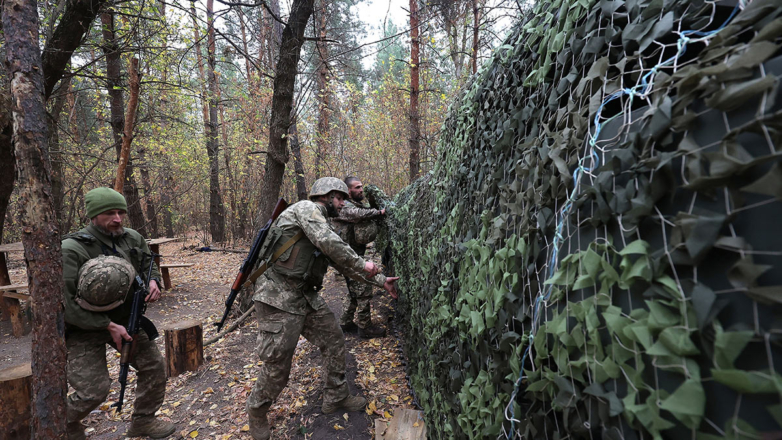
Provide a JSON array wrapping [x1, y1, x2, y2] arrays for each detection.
[[243, 230, 305, 288]]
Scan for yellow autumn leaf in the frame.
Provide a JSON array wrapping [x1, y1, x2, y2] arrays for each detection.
[[383, 411, 392, 419], [204, 387, 214, 394], [333, 424, 345, 430], [413, 421, 420, 427], [190, 431, 199, 438], [366, 400, 378, 415], [389, 395, 399, 402], [241, 425, 250, 432]]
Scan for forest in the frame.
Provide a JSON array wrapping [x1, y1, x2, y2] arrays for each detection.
[[2, 0, 782, 438]]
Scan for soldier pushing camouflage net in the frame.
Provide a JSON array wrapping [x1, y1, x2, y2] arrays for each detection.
[[332, 176, 388, 338], [245, 177, 400, 440]]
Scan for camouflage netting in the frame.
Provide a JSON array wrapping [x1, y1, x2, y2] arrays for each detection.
[[379, 0, 782, 438]]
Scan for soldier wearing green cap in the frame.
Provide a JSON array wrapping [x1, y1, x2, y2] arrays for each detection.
[[245, 177, 400, 440], [62, 187, 175, 439]]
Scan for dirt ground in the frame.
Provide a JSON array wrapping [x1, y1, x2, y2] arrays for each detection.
[[0, 239, 416, 439]]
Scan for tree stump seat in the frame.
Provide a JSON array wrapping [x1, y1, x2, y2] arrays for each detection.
[[0, 284, 30, 337], [158, 263, 194, 290], [163, 319, 204, 377], [0, 363, 32, 439]]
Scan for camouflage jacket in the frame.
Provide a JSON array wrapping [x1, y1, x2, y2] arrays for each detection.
[[332, 198, 383, 248], [253, 200, 386, 315], [62, 225, 161, 332]]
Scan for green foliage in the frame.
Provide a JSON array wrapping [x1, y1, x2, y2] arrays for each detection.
[[385, 0, 782, 438]]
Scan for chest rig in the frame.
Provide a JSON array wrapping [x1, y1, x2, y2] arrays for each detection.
[[259, 226, 330, 286]]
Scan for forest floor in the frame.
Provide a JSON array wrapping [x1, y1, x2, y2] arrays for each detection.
[[0, 238, 416, 439]]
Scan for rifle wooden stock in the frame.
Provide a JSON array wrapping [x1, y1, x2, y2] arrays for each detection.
[[215, 198, 288, 332]]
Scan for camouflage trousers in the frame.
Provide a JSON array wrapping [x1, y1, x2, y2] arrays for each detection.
[[339, 276, 374, 328], [66, 328, 166, 423], [248, 301, 348, 410]]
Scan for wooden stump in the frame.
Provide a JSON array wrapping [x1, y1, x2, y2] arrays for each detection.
[[164, 320, 204, 378], [0, 363, 32, 440]]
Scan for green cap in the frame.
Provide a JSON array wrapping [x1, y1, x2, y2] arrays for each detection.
[[85, 187, 127, 219]]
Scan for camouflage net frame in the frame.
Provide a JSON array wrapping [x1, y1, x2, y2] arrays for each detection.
[[382, 0, 782, 438]]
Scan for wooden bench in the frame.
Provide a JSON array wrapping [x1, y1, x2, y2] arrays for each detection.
[[0, 284, 30, 337], [159, 263, 194, 290]]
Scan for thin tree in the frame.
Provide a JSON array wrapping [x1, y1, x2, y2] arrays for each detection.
[[257, 0, 315, 224], [3, 0, 67, 435], [114, 58, 141, 193], [409, 0, 421, 181], [314, 0, 330, 179], [101, 12, 147, 235], [205, 0, 226, 242]]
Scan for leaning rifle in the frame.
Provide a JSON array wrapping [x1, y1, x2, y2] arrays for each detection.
[[215, 198, 288, 332], [112, 253, 159, 413]]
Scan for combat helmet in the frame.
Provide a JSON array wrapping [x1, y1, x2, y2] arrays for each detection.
[[309, 177, 349, 200], [76, 255, 136, 312]]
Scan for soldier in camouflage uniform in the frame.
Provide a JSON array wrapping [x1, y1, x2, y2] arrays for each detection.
[[247, 177, 399, 440], [332, 177, 387, 338], [62, 187, 175, 439]]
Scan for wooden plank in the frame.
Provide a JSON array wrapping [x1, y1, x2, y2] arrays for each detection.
[[0, 284, 29, 292], [2, 292, 30, 301], [0, 242, 24, 253], [383, 409, 427, 440], [159, 263, 194, 268], [375, 418, 389, 440], [147, 237, 183, 246]]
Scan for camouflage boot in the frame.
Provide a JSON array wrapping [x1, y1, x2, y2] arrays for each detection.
[[126, 416, 176, 438], [359, 324, 386, 339], [322, 395, 367, 414], [67, 421, 86, 440], [248, 404, 271, 440]]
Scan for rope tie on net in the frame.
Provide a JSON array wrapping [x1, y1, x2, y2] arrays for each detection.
[[503, 4, 741, 438]]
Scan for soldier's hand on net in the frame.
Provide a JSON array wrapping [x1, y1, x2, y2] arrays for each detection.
[[384, 277, 399, 299], [363, 261, 380, 278]]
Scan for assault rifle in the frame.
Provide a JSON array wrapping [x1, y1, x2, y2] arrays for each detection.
[[215, 198, 288, 332], [112, 254, 159, 413]]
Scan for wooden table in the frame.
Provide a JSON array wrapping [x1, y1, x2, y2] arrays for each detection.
[[146, 237, 184, 267]]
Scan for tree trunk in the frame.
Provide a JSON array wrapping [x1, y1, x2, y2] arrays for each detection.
[[314, 3, 329, 179], [3, 0, 68, 436], [289, 111, 307, 201], [138, 147, 158, 238], [101, 13, 146, 235], [257, 0, 315, 225], [409, 0, 421, 182], [206, 0, 225, 243], [114, 58, 140, 193], [472, 0, 480, 74], [215, 80, 237, 240], [48, 76, 69, 232], [0, 41, 15, 246]]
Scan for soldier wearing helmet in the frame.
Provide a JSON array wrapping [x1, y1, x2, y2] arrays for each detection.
[[245, 177, 400, 440], [61, 187, 175, 439], [332, 176, 387, 338]]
